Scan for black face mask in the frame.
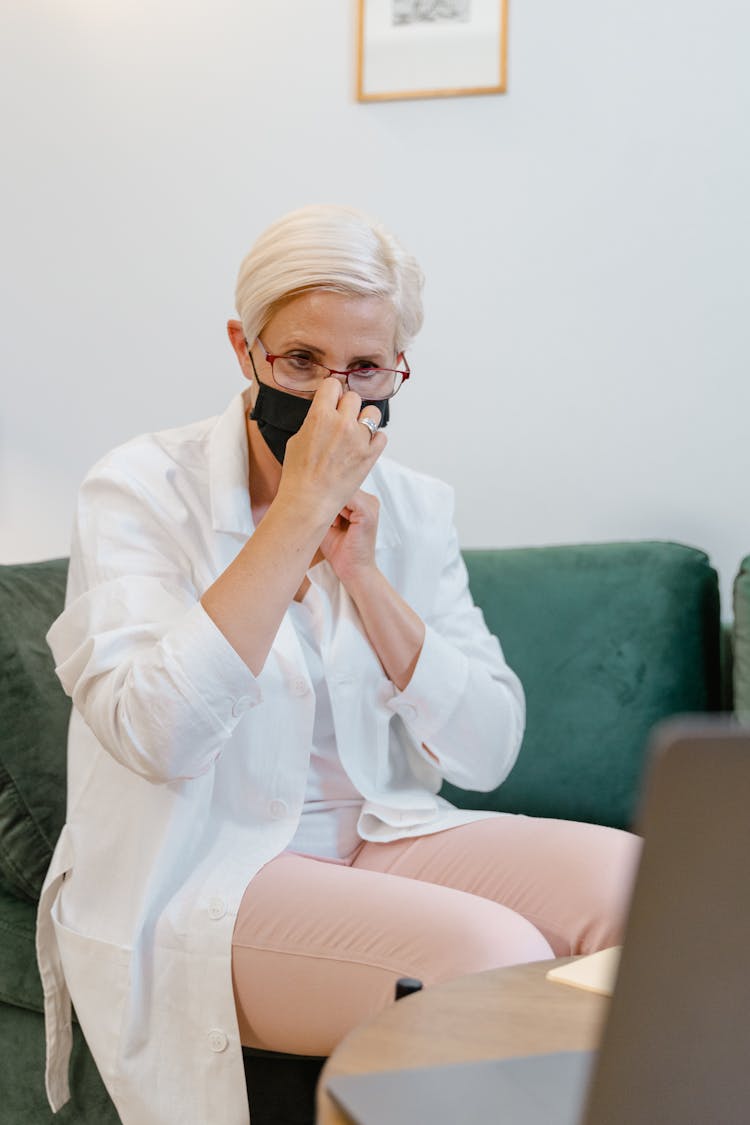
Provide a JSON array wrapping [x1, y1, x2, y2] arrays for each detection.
[[249, 380, 389, 464]]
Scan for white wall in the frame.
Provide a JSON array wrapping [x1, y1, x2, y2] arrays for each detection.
[[2, 0, 748, 613]]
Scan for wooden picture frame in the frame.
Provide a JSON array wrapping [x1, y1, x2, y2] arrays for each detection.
[[356, 0, 508, 103]]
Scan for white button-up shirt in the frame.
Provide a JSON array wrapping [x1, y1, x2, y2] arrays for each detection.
[[36, 390, 524, 1125]]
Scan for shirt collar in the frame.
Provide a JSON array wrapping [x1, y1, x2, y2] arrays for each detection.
[[208, 390, 253, 535], [362, 463, 400, 550]]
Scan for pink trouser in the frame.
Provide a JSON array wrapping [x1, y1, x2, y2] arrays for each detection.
[[231, 815, 639, 1056]]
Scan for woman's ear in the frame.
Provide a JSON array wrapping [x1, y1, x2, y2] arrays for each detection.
[[227, 320, 254, 382]]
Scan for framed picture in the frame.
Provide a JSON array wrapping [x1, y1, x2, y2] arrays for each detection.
[[356, 0, 508, 103]]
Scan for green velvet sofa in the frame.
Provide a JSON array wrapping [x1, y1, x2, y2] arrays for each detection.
[[1, 542, 743, 1124]]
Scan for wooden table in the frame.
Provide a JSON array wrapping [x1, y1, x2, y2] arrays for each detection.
[[316, 958, 608, 1124]]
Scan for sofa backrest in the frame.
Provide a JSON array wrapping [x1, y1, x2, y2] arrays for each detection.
[[0, 543, 724, 904], [0, 559, 70, 903], [733, 555, 750, 719], [449, 541, 723, 829]]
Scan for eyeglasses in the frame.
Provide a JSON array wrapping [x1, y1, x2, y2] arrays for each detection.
[[253, 337, 410, 400]]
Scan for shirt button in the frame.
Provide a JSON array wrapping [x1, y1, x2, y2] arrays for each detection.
[[208, 1028, 228, 1053], [208, 897, 226, 920], [291, 677, 309, 696], [232, 696, 253, 717], [401, 704, 418, 723], [269, 798, 288, 819]]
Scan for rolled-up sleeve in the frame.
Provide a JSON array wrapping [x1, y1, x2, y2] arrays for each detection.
[[386, 522, 525, 792], [48, 463, 259, 784]]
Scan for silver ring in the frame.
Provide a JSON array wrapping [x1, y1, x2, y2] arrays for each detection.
[[359, 417, 378, 438]]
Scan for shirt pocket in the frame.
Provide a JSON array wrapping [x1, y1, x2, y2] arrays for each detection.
[[51, 899, 131, 1097]]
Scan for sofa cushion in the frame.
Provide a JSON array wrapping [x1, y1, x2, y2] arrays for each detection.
[[446, 541, 722, 829], [0, 874, 43, 1012], [0, 560, 70, 902], [0, 1001, 120, 1124], [733, 555, 750, 717]]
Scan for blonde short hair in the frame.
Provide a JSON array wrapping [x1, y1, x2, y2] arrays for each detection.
[[234, 205, 424, 354]]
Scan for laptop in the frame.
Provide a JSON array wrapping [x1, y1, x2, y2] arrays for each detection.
[[327, 718, 750, 1124]]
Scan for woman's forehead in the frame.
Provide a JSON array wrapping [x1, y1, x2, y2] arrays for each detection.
[[265, 290, 397, 352]]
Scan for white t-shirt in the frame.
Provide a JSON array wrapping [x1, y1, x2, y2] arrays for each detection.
[[286, 579, 364, 862]]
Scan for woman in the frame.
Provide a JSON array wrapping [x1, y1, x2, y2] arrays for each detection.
[[37, 205, 638, 1125]]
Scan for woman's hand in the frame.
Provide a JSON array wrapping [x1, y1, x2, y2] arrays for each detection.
[[276, 379, 386, 529], [320, 489, 380, 588], [320, 485, 427, 693]]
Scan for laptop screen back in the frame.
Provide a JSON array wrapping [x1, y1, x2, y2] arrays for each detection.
[[582, 721, 750, 1125]]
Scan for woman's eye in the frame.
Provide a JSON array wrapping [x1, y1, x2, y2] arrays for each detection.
[[287, 353, 315, 371], [351, 364, 378, 376]]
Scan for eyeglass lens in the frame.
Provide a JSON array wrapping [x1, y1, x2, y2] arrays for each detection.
[[272, 358, 402, 399]]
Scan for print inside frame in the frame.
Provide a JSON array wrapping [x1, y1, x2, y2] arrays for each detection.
[[357, 0, 508, 102]]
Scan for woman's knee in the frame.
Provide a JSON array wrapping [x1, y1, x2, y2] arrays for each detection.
[[573, 825, 642, 952], [460, 816, 641, 956], [405, 892, 554, 983], [524, 821, 641, 955]]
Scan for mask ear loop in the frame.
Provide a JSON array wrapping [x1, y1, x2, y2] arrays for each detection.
[[245, 341, 265, 424], [245, 340, 262, 386], [241, 341, 262, 432]]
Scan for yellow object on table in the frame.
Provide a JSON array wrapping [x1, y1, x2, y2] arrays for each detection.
[[546, 946, 621, 997]]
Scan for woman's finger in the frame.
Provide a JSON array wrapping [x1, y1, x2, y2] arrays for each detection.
[[359, 404, 382, 428], [356, 406, 382, 445], [336, 387, 364, 419], [308, 376, 343, 415]]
